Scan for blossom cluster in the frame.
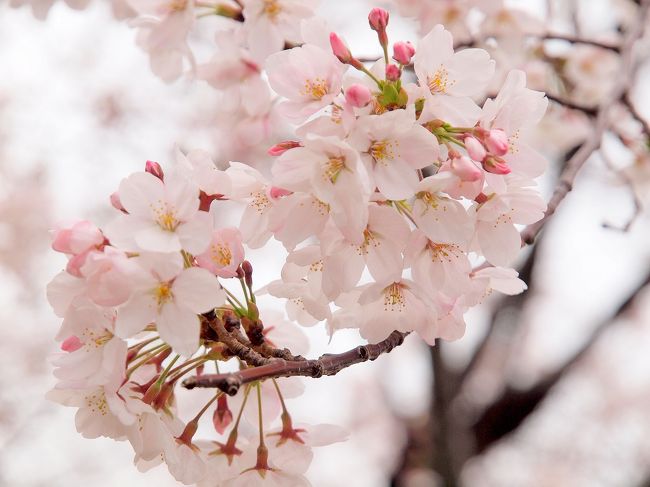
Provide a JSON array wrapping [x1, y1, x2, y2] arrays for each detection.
[[46, 7, 548, 486]]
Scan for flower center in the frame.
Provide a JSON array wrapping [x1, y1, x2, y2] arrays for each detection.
[[383, 283, 406, 312], [152, 201, 180, 231], [212, 244, 232, 267], [263, 0, 281, 20], [155, 282, 174, 307], [427, 67, 451, 94], [417, 191, 439, 209], [85, 391, 109, 416], [427, 242, 460, 262], [169, 0, 187, 12], [323, 156, 346, 183], [370, 139, 396, 164], [301, 78, 328, 100], [82, 328, 113, 349], [250, 190, 271, 214]]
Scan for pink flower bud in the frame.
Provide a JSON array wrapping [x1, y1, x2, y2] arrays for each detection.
[[485, 129, 509, 156], [145, 160, 164, 180], [464, 136, 487, 162], [385, 64, 401, 81], [110, 192, 127, 213], [269, 186, 292, 199], [451, 156, 483, 182], [345, 83, 373, 107], [368, 7, 389, 31], [392, 41, 415, 65], [330, 32, 352, 63], [213, 395, 233, 435], [61, 335, 83, 352], [483, 157, 511, 175], [52, 220, 103, 255], [267, 140, 301, 156]]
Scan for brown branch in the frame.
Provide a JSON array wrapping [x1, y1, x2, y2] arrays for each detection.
[[521, 0, 649, 245], [600, 148, 644, 232], [183, 331, 408, 395], [540, 33, 621, 52], [545, 93, 598, 116], [209, 320, 270, 367], [472, 267, 650, 452], [622, 91, 650, 139]]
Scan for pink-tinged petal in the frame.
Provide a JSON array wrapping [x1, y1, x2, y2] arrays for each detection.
[[157, 302, 201, 357], [366, 238, 403, 285], [172, 267, 225, 314], [177, 211, 213, 254], [272, 147, 316, 192], [445, 48, 495, 97], [135, 224, 182, 253], [47, 271, 85, 317], [102, 215, 142, 252], [61, 335, 83, 352], [397, 125, 440, 169], [119, 172, 163, 219], [506, 142, 547, 178], [477, 220, 521, 267], [414, 24, 454, 83], [302, 423, 349, 446], [270, 194, 329, 250], [421, 94, 482, 128], [115, 293, 157, 339], [163, 172, 200, 221], [475, 267, 527, 295], [374, 158, 420, 200]]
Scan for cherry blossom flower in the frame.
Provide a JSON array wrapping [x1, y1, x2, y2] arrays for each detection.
[[243, 0, 319, 61], [348, 107, 440, 200], [196, 227, 245, 278], [115, 252, 225, 356], [105, 170, 212, 254], [266, 44, 346, 121], [414, 24, 495, 126]]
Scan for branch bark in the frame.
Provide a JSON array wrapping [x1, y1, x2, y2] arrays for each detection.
[[521, 0, 649, 244], [183, 331, 408, 394]]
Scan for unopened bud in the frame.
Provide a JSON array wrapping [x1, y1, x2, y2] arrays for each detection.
[[464, 136, 487, 162], [212, 395, 233, 434], [485, 129, 509, 156], [61, 335, 82, 352], [392, 41, 415, 65], [483, 157, 511, 175], [368, 8, 389, 31], [267, 140, 301, 156], [242, 260, 253, 288], [145, 160, 164, 180], [329, 32, 352, 63], [345, 83, 373, 107], [451, 156, 483, 182], [269, 186, 292, 199], [110, 192, 127, 213], [385, 64, 401, 81]]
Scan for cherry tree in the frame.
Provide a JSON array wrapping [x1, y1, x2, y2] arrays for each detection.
[[4, 0, 650, 485]]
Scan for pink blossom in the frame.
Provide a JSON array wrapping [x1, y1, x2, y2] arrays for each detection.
[[368, 7, 389, 31], [485, 129, 509, 156], [266, 44, 346, 121], [393, 41, 415, 65], [450, 155, 483, 182], [385, 64, 401, 81], [345, 83, 373, 108], [464, 136, 487, 162], [348, 107, 439, 200], [104, 171, 212, 254], [196, 227, 245, 278], [115, 253, 225, 356], [329, 32, 352, 63]]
